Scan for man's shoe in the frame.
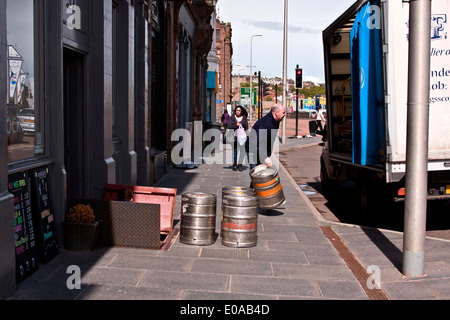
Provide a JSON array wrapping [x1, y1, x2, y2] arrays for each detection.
[[238, 165, 243, 172], [233, 164, 238, 171]]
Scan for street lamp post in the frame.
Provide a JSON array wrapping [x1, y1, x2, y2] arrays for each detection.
[[250, 34, 262, 121], [402, 0, 432, 278]]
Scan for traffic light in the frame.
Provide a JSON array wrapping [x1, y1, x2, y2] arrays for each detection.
[[263, 82, 270, 96], [295, 68, 303, 89]]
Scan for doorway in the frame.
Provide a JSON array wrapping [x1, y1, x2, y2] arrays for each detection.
[[63, 48, 86, 206]]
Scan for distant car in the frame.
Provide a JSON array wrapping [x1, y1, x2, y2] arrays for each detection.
[[18, 108, 35, 133]]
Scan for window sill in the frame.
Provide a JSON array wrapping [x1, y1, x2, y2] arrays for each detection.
[[8, 157, 55, 175]]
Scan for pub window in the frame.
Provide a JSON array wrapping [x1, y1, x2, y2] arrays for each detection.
[[6, 0, 44, 163]]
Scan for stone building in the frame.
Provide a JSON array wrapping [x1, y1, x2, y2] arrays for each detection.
[[0, 0, 215, 298], [215, 19, 233, 118], [206, 0, 219, 123]]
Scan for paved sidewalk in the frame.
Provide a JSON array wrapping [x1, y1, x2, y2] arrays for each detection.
[[8, 136, 450, 301]]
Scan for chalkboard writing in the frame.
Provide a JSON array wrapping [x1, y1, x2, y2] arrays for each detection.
[[8, 172, 39, 282], [31, 167, 59, 263]]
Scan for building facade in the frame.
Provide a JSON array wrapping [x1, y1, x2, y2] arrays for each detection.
[[215, 19, 233, 119], [0, 0, 215, 298], [206, 0, 219, 123]]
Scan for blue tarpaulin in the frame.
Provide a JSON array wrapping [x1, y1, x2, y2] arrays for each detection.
[[350, 0, 385, 166]]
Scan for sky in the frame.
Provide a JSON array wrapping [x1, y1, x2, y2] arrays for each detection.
[[217, 0, 356, 84], [7, 0, 34, 77]]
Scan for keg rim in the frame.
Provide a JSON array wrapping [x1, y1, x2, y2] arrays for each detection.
[[250, 164, 277, 178], [182, 192, 216, 199]]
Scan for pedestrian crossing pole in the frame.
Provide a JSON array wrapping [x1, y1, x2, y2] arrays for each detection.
[[402, 0, 432, 277], [282, 0, 288, 144], [296, 65, 299, 137]]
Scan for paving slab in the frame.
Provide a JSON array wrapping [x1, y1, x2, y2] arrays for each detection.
[[8, 134, 450, 304]]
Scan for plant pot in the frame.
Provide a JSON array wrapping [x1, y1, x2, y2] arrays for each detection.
[[63, 221, 100, 251]]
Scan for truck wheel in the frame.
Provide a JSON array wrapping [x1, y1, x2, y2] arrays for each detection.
[[320, 159, 336, 198], [356, 171, 377, 222]]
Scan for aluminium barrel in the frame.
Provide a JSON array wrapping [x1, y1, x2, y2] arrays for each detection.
[[180, 192, 217, 246], [221, 193, 259, 248], [222, 187, 256, 198], [250, 165, 286, 210]]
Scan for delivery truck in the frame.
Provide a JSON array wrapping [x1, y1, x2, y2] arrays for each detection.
[[321, 0, 450, 217]]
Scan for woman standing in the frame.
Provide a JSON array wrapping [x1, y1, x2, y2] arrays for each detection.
[[221, 109, 230, 130], [315, 106, 326, 132], [228, 106, 249, 171]]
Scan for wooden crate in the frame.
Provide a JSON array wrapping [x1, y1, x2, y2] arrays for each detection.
[[103, 184, 176, 235]]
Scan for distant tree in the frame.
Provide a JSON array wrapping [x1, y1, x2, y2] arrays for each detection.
[[292, 85, 326, 98], [240, 82, 259, 88]]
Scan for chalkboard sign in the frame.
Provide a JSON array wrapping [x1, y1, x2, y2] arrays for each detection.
[[31, 167, 59, 263], [8, 172, 39, 282]]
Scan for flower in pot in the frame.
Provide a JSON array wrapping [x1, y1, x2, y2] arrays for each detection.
[[64, 204, 100, 251], [66, 204, 95, 224]]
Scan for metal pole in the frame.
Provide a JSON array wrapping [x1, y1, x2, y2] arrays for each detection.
[[296, 64, 299, 137], [282, 0, 288, 144], [260, 81, 262, 119], [275, 84, 278, 103], [250, 42, 253, 121], [296, 88, 299, 137], [250, 35, 262, 122], [258, 72, 262, 120], [402, 0, 432, 277], [260, 81, 263, 120]]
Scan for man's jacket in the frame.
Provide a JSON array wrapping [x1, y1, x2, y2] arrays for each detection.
[[246, 111, 280, 164]]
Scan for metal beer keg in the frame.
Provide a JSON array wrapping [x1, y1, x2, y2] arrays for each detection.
[[222, 187, 256, 198], [250, 165, 286, 209], [180, 192, 217, 246], [221, 193, 259, 248]]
